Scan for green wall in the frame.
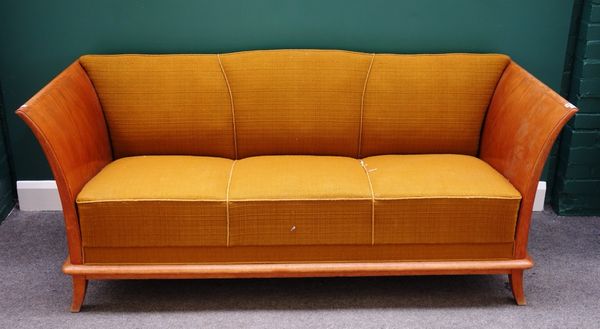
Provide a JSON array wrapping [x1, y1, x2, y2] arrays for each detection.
[[553, 0, 600, 215], [0, 84, 15, 220], [0, 0, 574, 180]]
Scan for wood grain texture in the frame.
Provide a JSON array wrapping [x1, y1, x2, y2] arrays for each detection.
[[70, 276, 88, 313], [62, 256, 533, 280], [480, 61, 577, 259], [509, 269, 526, 306], [15, 61, 112, 264]]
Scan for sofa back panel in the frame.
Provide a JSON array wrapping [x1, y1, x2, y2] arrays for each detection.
[[360, 54, 510, 157], [220, 50, 373, 158], [79, 55, 235, 159], [80, 51, 509, 159]]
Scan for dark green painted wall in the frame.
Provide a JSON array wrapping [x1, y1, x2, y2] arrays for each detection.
[[0, 0, 574, 180], [0, 84, 15, 221], [553, 0, 600, 215]]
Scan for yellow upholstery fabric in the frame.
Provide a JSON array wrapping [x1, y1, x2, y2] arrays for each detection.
[[77, 156, 233, 247], [80, 51, 510, 159], [360, 54, 510, 156], [79, 55, 235, 158], [78, 156, 233, 201], [77, 154, 520, 253], [220, 50, 373, 158], [364, 154, 520, 198], [229, 155, 371, 199], [83, 243, 515, 264], [228, 156, 372, 245], [362, 155, 521, 244], [72, 51, 524, 265]]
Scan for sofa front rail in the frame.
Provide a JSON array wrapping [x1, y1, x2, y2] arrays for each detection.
[[63, 256, 534, 312]]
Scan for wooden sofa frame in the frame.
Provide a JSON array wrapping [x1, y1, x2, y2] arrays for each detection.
[[16, 55, 577, 312]]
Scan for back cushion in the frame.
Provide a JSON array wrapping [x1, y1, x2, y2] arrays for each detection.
[[80, 55, 235, 158], [360, 54, 510, 156], [220, 50, 373, 158], [81, 51, 509, 159]]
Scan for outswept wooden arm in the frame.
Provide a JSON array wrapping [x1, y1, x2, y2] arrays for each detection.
[[16, 61, 112, 264], [480, 62, 577, 258]]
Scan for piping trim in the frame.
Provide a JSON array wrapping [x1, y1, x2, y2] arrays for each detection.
[[360, 159, 376, 245], [76, 195, 521, 204], [357, 54, 375, 157], [217, 54, 238, 159], [225, 160, 237, 247]]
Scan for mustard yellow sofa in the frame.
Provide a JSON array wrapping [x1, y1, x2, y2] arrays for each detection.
[[16, 50, 576, 312]]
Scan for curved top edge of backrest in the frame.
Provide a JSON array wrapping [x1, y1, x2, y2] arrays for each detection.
[[79, 49, 511, 59]]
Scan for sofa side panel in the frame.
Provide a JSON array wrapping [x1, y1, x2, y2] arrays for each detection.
[[480, 61, 577, 258], [15, 61, 112, 264]]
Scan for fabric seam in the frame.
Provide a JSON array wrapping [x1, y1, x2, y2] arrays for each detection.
[[225, 160, 237, 247], [359, 160, 376, 245], [76, 195, 522, 204], [217, 54, 238, 159], [357, 54, 375, 158]]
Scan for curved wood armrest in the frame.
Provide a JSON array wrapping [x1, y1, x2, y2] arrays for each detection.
[[16, 61, 112, 264], [480, 61, 577, 258]]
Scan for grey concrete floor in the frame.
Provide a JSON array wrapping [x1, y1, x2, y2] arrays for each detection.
[[0, 207, 599, 328]]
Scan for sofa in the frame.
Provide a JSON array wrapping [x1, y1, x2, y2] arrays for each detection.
[[16, 49, 576, 312]]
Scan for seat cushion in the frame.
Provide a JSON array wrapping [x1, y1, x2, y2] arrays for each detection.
[[228, 155, 372, 246], [77, 154, 521, 259], [77, 156, 233, 248], [362, 154, 522, 244]]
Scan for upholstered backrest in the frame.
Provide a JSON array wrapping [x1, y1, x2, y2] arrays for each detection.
[[79, 55, 235, 159], [80, 50, 510, 159], [219, 50, 373, 157], [361, 54, 509, 156]]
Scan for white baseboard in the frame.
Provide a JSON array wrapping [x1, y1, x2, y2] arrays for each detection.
[[16, 180, 62, 211], [16, 180, 548, 212], [533, 181, 547, 212]]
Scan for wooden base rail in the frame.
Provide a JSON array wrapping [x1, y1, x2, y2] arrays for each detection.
[[63, 256, 533, 312]]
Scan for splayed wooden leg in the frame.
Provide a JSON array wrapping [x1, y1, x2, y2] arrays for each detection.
[[70, 276, 88, 312], [509, 269, 526, 305]]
